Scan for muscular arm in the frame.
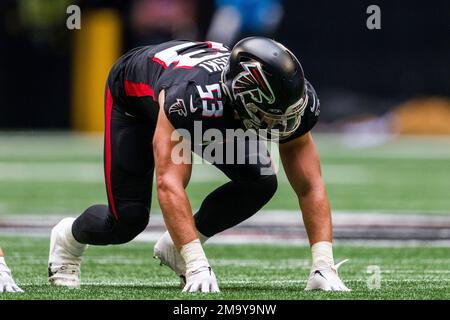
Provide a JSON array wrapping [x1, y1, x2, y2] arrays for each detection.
[[153, 91, 196, 250], [279, 128, 350, 290], [279, 133, 332, 244]]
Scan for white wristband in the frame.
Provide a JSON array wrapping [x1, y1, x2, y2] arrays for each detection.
[[311, 241, 334, 270], [180, 239, 208, 271]]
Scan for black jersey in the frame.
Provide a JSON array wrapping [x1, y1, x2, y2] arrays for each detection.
[[107, 40, 320, 145]]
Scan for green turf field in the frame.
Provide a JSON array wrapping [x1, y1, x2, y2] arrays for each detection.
[[0, 235, 449, 300], [1, 133, 449, 300], [0, 237, 450, 299], [1, 133, 450, 215]]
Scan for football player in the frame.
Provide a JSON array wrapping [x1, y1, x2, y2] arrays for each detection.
[[48, 37, 349, 292], [0, 247, 23, 292]]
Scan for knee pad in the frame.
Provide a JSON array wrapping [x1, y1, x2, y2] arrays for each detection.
[[113, 203, 150, 244]]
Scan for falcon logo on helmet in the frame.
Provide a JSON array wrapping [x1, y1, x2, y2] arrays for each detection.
[[221, 36, 309, 140], [231, 61, 276, 105]]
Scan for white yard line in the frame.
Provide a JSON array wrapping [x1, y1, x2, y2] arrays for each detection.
[[17, 278, 450, 287]]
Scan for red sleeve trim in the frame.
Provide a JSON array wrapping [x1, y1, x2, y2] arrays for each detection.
[[124, 80, 155, 100]]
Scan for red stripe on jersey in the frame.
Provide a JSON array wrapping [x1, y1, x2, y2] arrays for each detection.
[[105, 87, 118, 220], [124, 80, 155, 100], [152, 56, 168, 69]]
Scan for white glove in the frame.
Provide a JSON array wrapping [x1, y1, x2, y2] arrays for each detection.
[[182, 262, 220, 293], [179, 239, 220, 293], [0, 259, 24, 293], [305, 259, 351, 291]]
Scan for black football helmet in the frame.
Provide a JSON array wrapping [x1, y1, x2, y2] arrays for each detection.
[[221, 37, 308, 139]]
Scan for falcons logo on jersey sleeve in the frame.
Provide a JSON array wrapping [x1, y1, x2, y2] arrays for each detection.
[[168, 99, 187, 117], [231, 61, 276, 105]]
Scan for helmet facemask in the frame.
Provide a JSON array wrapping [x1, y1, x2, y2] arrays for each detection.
[[236, 92, 308, 140], [222, 60, 308, 140]]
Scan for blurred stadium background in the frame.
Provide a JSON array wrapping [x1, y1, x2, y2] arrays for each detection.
[[0, 0, 449, 299]]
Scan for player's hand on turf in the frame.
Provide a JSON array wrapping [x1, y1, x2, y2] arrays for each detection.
[[0, 263, 24, 293], [182, 263, 220, 293], [305, 259, 351, 291]]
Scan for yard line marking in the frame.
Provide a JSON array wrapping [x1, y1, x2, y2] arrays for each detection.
[[18, 278, 450, 287]]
